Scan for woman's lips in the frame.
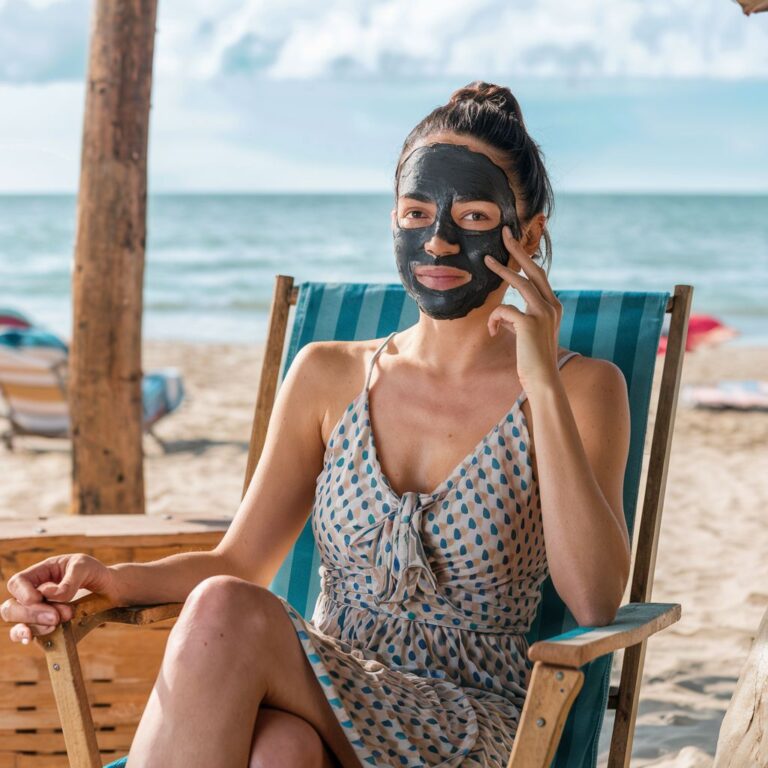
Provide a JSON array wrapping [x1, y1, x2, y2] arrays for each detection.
[[413, 266, 470, 290]]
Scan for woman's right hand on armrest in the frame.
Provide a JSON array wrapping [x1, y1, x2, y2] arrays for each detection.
[[2, 553, 120, 644]]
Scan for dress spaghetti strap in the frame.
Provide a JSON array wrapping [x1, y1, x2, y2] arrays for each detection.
[[364, 331, 398, 392]]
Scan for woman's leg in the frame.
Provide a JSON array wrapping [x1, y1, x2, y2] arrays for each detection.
[[126, 575, 362, 768], [248, 708, 341, 768]]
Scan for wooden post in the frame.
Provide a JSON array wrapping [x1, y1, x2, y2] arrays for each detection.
[[69, 0, 158, 515], [713, 606, 768, 768]]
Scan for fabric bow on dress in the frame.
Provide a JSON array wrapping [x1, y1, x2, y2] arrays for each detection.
[[352, 491, 462, 613]]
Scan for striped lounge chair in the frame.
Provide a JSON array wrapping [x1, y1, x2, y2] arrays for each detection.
[[0, 329, 185, 452], [39, 276, 692, 768]]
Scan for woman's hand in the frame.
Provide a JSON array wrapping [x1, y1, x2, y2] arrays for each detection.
[[2, 554, 120, 644], [484, 225, 563, 396]]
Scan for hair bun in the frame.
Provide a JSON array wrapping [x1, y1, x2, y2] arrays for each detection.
[[449, 81, 522, 123]]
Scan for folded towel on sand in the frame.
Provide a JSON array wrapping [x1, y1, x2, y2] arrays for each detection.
[[682, 380, 768, 411]]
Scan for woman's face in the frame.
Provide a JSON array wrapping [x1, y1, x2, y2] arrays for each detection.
[[392, 132, 523, 321]]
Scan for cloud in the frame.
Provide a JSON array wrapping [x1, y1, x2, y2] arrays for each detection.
[[186, 0, 768, 81], [2, 0, 767, 85]]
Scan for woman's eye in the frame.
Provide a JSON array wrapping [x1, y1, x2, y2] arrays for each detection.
[[463, 211, 488, 222], [405, 210, 428, 219]]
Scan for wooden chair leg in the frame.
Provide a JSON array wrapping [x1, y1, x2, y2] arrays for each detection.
[[146, 425, 168, 452], [608, 641, 647, 767], [40, 622, 102, 768], [507, 662, 584, 768]]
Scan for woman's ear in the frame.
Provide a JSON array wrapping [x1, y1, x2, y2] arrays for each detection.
[[521, 213, 547, 257]]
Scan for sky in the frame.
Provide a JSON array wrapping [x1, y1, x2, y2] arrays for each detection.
[[0, 0, 767, 193]]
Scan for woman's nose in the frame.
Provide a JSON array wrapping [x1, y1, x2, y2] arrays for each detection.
[[424, 233, 460, 258]]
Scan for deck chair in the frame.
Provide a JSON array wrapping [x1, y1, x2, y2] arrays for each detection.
[[33, 275, 692, 768], [0, 346, 185, 452]]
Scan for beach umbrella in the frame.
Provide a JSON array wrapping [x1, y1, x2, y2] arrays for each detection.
[[734, 0, 768, 14]]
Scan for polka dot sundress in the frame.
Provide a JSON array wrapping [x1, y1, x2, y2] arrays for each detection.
[[276, 331, 581, 767]]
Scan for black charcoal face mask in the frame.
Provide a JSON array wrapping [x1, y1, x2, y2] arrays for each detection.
[[393, 142, 521, 320]]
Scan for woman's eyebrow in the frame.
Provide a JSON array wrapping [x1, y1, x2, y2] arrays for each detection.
[[453, 192, 497, 204], [400, 192, 432, 204]]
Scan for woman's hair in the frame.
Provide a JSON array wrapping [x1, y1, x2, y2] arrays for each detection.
[[394, 81, 554, 272]]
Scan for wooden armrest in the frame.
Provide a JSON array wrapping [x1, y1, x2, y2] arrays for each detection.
[[528, 602, 681, 668], [66, 592, 184, 644]]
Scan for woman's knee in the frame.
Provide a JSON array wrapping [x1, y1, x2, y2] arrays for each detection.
[[249, 708, 328, 768], [169, 575, 276, 658]]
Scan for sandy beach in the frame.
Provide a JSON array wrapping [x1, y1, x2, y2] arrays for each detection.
[[1, 340, 766, 766]]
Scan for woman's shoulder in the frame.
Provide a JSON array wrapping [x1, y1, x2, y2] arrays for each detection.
[[298, 337, 388, 366], [293, 337, 390, 391], [297, 338, 394, 445], [557, 348, 628, 408]]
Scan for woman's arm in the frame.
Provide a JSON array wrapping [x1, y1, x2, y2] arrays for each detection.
[[527, 357, 631, 627], [485, 226, 631, 627], [108, 342, 330, 606]]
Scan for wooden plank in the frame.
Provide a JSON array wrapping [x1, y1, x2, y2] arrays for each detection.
[[507, 663, 584, 768], [528, 602, 681, 668], [0, 623, 173, 684], [0, 514, 230, 542], [243, 274, 294, 498], [0, 679, 153, 709], [1, 701, 148, 731], [0, 723, 138, 753], [608, 283, 693, 768], [14, 756, 70, 768]]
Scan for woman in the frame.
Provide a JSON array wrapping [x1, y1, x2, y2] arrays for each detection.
[[3, 81, 631, 768]]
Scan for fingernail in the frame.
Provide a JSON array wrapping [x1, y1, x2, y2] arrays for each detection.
[[484, 255, 492, 262], [21, 637, 29, 645], [40, 612, 57, 623]]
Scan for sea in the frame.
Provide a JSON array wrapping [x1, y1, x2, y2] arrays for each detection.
[[1, 193, 766, 345]]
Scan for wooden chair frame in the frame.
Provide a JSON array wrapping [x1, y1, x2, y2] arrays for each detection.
[[31, 276, 692, 768]]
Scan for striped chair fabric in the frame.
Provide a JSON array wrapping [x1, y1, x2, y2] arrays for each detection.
[[0, 348, 185, 441], [268, 281, 669, 768], [0, 347, 70, 436]]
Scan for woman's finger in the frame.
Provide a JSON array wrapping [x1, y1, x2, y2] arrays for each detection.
[[0, 597, 61, 627], [485, 255, 546, 310], [10, 621, 57, 644], [6, 556, 69, 608], [502, 226, 560, 307], [10, 623, 31, 644], [488, 303, 526, 336]]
